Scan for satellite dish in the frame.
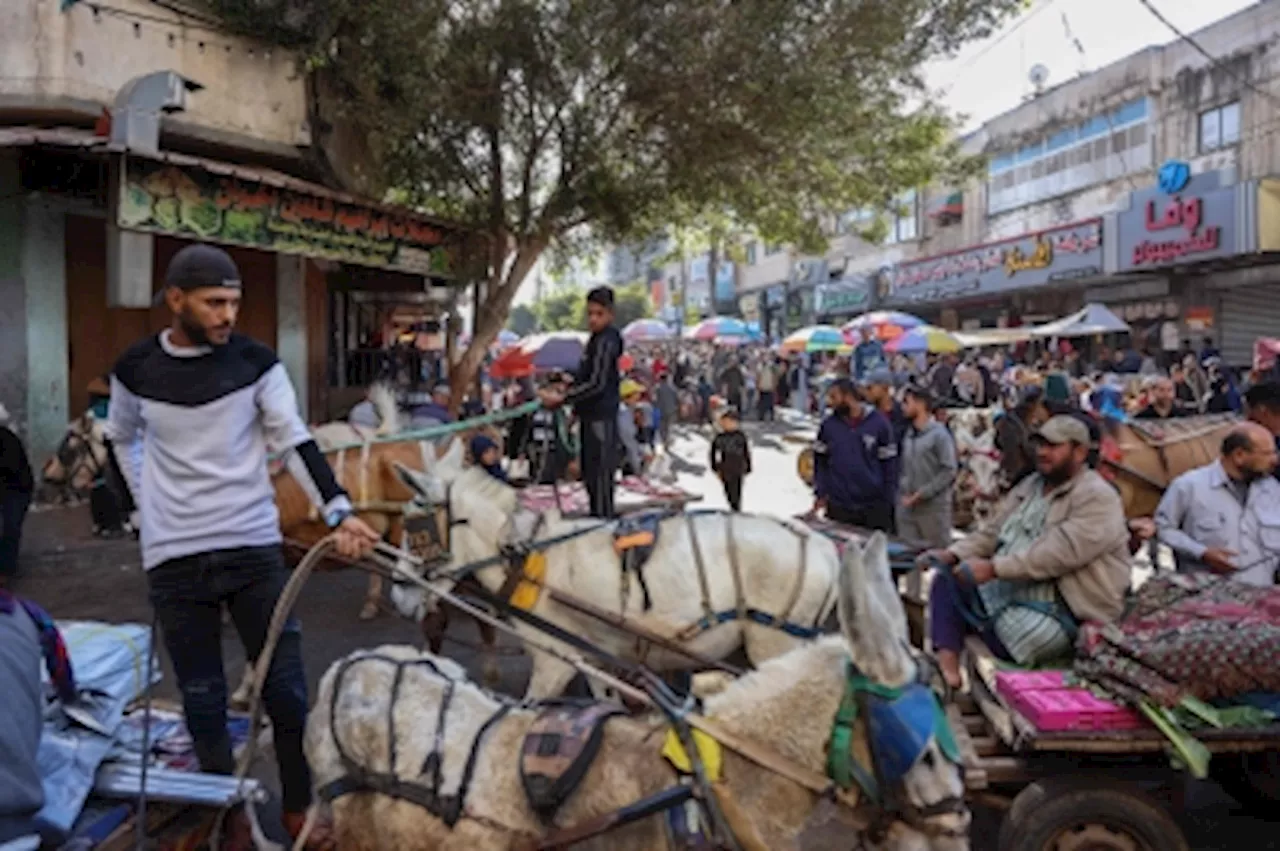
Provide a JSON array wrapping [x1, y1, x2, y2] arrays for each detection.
[[1029, 64, 1050, 93]]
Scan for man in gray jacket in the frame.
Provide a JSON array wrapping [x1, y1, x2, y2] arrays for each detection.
[[897, 385, 957, 550]]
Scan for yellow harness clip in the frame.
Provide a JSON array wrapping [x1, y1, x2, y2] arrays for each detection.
[[661, 728, 723, 783], [509, 552, 548, 611]]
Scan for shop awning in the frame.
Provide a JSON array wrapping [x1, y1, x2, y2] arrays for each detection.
[[1030, 303, 1131, 338], [953, 327, 1035, 347], [1, 126, 471, 278]]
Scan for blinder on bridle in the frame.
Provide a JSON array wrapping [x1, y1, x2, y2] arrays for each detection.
[[48, 421, 105, 487], [828, 660, 968, 842]]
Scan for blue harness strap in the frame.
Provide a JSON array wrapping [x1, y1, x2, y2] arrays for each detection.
[[686, 607, 824, 640]]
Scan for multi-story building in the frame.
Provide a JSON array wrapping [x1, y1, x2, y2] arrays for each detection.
[[1, 0, 472, 463], [737, 1, 1280, 366]]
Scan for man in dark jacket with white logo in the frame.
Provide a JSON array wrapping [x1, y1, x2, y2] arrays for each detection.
[[812, 378, 897, 531], [105, 244, 380, 849]]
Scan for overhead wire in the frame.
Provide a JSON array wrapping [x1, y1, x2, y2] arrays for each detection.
[[1133, 0, 1280, 112]]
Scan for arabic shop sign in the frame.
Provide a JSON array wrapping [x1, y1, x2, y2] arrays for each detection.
[[1115, 167, 1239, 271], [884, 219, 1103, 305], [815, 277, 874, 316], [117, 159, 457, 277]]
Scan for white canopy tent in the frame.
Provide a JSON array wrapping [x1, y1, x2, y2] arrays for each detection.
[[953, 327, 1036, 348], [1029, 303, 1131, 339]]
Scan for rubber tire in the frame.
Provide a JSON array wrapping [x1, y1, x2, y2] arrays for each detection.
[[997, 776, 1189, 851], [1211, 752, 1280, 817]]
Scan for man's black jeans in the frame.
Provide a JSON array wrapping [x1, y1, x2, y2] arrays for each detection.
[[147, 546, 312, 812]]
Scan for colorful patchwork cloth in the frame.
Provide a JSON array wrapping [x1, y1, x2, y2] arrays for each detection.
[[518, 477, 698, 515], [0, 590, 77, 703], [1074, 574, 1280, 708]]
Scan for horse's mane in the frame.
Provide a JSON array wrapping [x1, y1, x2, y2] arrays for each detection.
[[454, 464, 519, 515]]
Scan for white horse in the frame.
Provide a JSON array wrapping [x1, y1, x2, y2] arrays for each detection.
[[304, 534, 970, 851], [393, 438, 842, 700], [310, 383, 401, 449]]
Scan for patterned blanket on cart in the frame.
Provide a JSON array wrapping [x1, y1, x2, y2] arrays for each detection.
[[518, 477, 699, 515], [1074, 574, 1280, 708]]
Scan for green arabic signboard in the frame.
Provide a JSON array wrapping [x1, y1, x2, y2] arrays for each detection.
[[117, 159, 456, 277]]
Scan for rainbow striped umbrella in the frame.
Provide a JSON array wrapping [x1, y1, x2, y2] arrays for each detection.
[[622, 318, 673, 342], [685, 317, 751, 341], [779, 325, 852, 354], [884, 325, 962, 354], [842, 311, 926, 341]]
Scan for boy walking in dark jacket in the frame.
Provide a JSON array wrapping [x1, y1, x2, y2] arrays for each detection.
[[710, 408, 751, 511]]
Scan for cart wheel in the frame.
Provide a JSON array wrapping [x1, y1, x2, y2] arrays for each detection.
[[1211, 752, 1280, 816], [997, 776, 1188, 851], [797, 448, 814, 485]]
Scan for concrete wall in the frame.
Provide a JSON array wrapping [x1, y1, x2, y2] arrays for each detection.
[[276, 253, 308, 417], [0, 153, 69, 466], [0, 0, 309, 155], [738, 248, 791, 292]]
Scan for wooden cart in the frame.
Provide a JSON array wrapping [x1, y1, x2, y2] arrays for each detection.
[[949, 637, 1280, 851]]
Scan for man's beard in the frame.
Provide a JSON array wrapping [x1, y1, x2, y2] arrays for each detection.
[[1040, 457, 1077, 486], [179, 310, 226, 346]]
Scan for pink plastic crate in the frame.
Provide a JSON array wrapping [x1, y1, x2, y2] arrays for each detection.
[[996, 670, 1067, 695], [995, 670, 1144, 732]]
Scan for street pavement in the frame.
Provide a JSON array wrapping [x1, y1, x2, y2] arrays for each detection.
[[12, 414, 1280, 849]]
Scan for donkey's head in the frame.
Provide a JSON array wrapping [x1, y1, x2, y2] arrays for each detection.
[[836, 532, 970, 850], [40, 412, 107, 500]]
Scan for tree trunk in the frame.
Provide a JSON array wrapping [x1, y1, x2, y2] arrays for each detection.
[[448, 237, 546, 414], [708, 242, 720, 318]]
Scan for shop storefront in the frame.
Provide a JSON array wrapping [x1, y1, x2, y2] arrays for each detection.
[[881, 219, 1105, 329], [1110, 164, 1265, 367], [737, 291, 760, 324], [1, 133, 469, 459], [814, 276, 875, 324]]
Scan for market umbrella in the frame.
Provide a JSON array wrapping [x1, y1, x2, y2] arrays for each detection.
[[842, 311, 926, 341], [1030, 303, 1130, 338], [779, 325, 852, 354], [623, 318, 672, 342], [493, 328, 520, 348], [685, 317, 751, 342], [884, 325, 962, 354], [489, 331, 588, 379]]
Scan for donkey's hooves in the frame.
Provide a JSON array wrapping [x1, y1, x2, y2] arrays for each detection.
[[358, 601, 379, 621]]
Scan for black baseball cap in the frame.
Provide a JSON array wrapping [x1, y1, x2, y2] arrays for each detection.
[[154, 244, 242, 305]]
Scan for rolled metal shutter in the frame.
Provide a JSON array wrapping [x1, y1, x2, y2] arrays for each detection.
[[1219, 285, 1280, 368]]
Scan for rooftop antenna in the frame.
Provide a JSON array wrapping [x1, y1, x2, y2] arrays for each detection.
[[1029, 63, 1050, 96]]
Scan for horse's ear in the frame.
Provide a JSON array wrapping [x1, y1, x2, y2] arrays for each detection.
[[838, 532, 913, 687], [392, 461, 443, 504], [441, 436, 465, 469]]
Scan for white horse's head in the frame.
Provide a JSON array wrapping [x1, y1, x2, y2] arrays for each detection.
[[390, 437, 526, 619], [834, 532, 969, 849]]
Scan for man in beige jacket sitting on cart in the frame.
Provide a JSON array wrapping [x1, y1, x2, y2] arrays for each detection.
[[922, 415, 1132, 689]]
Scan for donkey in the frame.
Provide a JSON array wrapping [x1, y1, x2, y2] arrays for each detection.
[[392, 437, 842, 700], [39, 411, 109, 503], [304, 533, 970, 851]]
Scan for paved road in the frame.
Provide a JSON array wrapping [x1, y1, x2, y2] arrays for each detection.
[[13, 415, 1280, 849]]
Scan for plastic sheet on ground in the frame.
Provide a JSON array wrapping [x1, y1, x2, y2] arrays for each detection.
[[35, 621, 157, 839]]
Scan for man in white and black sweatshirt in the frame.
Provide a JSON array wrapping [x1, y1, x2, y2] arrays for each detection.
[[105, 244, 379, 849]]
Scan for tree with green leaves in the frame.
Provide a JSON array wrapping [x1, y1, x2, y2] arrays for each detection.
[[507, 303, 539, 335], [207, 0, 1021, 403]]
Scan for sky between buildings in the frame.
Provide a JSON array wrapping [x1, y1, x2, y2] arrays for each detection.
[[508, 0, 1259, 308]]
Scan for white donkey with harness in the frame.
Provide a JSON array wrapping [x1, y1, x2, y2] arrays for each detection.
[[392, 438, 842, 699]]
